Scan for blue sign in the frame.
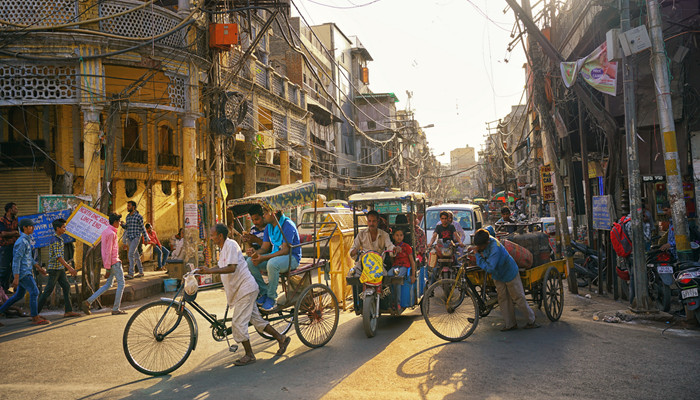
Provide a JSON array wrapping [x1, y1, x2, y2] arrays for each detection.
[[18, 209, 75, 249], [592, 195, 613, 231]]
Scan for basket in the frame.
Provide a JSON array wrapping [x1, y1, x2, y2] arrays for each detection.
[[164, 278, 179, 292]]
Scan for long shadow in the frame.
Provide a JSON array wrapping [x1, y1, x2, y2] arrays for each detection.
[[0, 313, 114, 342], [90, 311, 423, 399], [76, 377, 171, 400]]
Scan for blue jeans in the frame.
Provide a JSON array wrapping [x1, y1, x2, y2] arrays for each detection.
[[88, 262, 125, 311], [247, 255, 299, 301], [0, 275, 40, 316], [388, 266, 409, 307], [152, 245, 170, 269], [127, 236, 143, 275]]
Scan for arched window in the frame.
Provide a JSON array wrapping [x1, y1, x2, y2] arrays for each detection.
[[124, 118, 140, 150]]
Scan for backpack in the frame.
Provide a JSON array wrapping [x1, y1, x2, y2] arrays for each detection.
[[610, 216, 632, 257]]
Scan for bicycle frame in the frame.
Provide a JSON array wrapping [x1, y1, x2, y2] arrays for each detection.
[[445, 263, 490, 314]]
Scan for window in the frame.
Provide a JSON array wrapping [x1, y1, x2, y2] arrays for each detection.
[[159, 124, 174, 154], [367, 121, 376, 130], [124, 118, 140, 150]]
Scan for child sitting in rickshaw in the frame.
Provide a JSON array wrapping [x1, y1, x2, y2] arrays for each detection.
[[389, 228, 416, 284]]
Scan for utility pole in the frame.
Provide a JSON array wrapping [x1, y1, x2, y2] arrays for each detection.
[[621, 0, 652, 310], [518, 0, 577, 293], [578, 101, 594, 247], [646, 0, 692, 260]]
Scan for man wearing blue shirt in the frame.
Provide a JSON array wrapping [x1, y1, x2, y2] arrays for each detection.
[[472, 229, 539, 331], [0, 219, 50, 325], [247, 209, 301, 311]]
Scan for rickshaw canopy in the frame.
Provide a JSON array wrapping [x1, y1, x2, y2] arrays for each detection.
[[347, 191, 428, 205], [227, 182, 317, 216]]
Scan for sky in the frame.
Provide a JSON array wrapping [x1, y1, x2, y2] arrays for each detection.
[[293, 0, 529, 164]]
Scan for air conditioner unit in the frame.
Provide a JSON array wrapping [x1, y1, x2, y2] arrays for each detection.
[[265, 150, 274, 164]]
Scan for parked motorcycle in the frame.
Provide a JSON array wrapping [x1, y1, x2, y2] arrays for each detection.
[[674, 262, 700, 324], [646, 248, 676, 312], [428, 238, 459, 284], [570, 240, 603, 287]]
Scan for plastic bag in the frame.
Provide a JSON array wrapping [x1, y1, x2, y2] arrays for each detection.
[[184, 274, 198, 295]]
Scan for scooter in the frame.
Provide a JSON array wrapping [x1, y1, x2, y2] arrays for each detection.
[[428, 238, 459, 283], [674, 262, 700, 325], [570, 240, 603, 286], [646, 248, 676, 312]]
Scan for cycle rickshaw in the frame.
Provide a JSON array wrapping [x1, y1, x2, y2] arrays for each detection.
[[122, 182, 340, 375], [345, 191, 429, 337], [422, 246, 566, 342]]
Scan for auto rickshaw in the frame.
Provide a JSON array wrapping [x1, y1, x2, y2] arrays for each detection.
[[345, 191, 429, 337]]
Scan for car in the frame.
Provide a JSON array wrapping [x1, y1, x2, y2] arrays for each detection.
[[298, 206, 352, 258], [422, 204, 485, 246]]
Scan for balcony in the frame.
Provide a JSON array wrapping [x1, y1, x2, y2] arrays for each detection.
[[121, 147, 148, 164], [157, 153, 180, 167]]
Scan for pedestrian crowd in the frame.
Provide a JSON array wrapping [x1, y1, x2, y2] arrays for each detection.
[[0, 200, 183, 327]]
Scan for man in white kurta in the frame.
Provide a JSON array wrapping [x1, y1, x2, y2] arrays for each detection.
[[201, 224, 291, 366]]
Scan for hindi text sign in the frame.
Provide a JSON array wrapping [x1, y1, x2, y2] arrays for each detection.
[[19, 209, 74, 249], [540, 165, 555, 203], [592, 195, 614, 230]]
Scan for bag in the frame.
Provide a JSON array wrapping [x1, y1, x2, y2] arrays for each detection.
[[610, 216, 632, 257], [184, 274, 199, 295], [359, 251, 384, 285]]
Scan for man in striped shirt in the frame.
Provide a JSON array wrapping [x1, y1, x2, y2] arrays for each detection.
[[37, 218, 81, 317], [121, 201, 149, 279]]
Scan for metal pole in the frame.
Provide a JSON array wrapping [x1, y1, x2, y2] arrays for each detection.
[[646, 0, 692, 260], [578, 101, 594, 247], [622, 0, 653, 310]]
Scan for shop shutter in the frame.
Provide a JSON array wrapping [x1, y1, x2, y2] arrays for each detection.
[[0, 168, 52, 216]]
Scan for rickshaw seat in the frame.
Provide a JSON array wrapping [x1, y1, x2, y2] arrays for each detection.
[[283, 258, 326, 277]]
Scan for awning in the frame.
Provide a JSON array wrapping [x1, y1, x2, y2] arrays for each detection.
[[307, 98, 343, 126]]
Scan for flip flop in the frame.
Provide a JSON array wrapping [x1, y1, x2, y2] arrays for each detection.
[[63, 312, 81, 318], [233, 356, 256, 366], [276, 336, 291, 356], [31, 319, 50, 325]]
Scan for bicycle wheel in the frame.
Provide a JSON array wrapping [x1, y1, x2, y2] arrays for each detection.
[[256, 310, 293, 340], [123, 300, 196, 376], [422, 279, 479, 342], [294, 283, 339, 348]]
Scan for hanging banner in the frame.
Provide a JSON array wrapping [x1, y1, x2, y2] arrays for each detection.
[[540, 165, 555, 203], [560, 42, 618, 96]]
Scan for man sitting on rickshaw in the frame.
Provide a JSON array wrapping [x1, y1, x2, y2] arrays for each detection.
[[246, 209, 301, 312], [471, 229, 539, 331], [349, 210, 395, 259]]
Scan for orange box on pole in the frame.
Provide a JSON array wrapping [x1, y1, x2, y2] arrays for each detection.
[[209, 23, 239, 49]]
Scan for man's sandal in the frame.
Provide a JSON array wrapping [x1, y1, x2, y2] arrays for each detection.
[[276, 336, 291, 356], [233, 356, 256, 366]]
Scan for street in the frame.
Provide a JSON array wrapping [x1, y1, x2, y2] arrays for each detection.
[[1, 288, 698, 400]]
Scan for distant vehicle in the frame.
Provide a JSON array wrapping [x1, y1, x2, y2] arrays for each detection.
[[539, 217, 574, 236], [298, 206, 352, 258], [326, 199, 350, 208], [422, 204, 485, 246]]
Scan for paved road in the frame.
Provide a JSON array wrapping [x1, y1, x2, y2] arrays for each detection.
[[1, 288, 698, 400]]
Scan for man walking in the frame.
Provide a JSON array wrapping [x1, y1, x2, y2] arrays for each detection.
[[202, 224, 290, 365], [82, 213, 127, 315], [121, 201, 149, 279], [471, 229, 539, 331], [0, 202, 20, 291], [0, 219, 50, 325], [37, 218, 81, 317]]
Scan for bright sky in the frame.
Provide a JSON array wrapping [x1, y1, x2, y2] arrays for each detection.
[[293, 0, 528, 164]]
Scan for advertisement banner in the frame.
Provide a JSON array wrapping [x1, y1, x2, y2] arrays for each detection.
[[540, 165, 555, 203], [560, 42, 618, 96], [18, 209, 74, 249]]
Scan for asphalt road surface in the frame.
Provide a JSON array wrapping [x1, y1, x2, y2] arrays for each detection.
[[1, 288, 698, 400]]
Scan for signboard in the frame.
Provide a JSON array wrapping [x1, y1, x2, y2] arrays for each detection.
[[219, 178, 228, 200], [184, 203, 198, 229], [65, 204, 110, 246], [642, 175, 665, 183], [38, 194, 92, 213], [257, 165, 281, 185], [18, 209, 74, 249], [540, 165, 555, 203], [592, 195, 613, 230]]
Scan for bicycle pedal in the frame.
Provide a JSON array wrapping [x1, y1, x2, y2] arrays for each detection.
[[229, 344, 238, 353]]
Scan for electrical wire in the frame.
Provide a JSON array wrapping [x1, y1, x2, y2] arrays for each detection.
[[306, 0, 383, 9]]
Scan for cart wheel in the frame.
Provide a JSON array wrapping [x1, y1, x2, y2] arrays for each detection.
[[362, 293, 379, 338], [543, 266, 564, 321], [294, 283, 339, 348], [256, 310, 293, 340], [422, 279, 479, 342]]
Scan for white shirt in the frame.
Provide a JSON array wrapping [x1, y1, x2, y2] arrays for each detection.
[[171, 236, 184, 259], [217, 238, 258, 306], [350, 228, 395, 254]]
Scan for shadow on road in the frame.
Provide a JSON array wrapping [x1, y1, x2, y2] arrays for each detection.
[[77, 377, 171, 400]]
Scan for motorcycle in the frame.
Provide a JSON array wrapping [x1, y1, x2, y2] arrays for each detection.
[[428, 238, 459, 284], [570, 240, 603, 287], [674, 262, 700, 324], [350, 249, 393, 338], [646, 248, 676, 312]]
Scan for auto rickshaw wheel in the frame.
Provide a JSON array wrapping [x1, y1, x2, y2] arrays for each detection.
[[293, 283, 339, 348], [362, 293, 379, 338], [543, 266, 564, 321]]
